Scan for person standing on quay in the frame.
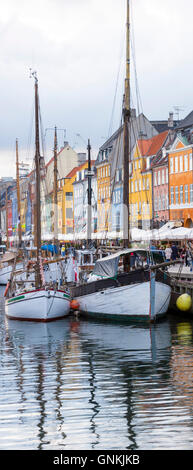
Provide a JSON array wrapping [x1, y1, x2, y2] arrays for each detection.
[[165, 244, 172, 262]]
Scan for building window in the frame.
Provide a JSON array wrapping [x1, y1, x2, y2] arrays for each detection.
[[146, 179, 150, 190], [130, 181, 133, 193], [162, 169, 165, 184], [184, 154, 188, 171], [139, 201, 141, 214], [146, 157, 150, 169], [154, 196, 158, 211], [190, 184, 193, 203], [170, 186, 174, 204], [66, 208, 73, 218], [162, 195, 165, 210], [170, 157, 174, 174], [189, 153, 193, 171], [179, 155, 183, 172], [138, 160, 141, 169], [175, 186, 178, 204], [135, 180, 138, 192], [180, 185, 183, 204], [175, 156, 178, 173], [158, 196, 162, 211], [158, 171, 161, 185], [143, 178, 145, 190], [154, 172, 157, 186], [166, 193, 168, 209], [166, 168, 168, 183], [185, 184, 188, 203], [138, 179, 141, 191], [66, 192, 73, 201]]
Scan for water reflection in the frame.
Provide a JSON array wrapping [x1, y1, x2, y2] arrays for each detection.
[[1, 304, 193, 449]]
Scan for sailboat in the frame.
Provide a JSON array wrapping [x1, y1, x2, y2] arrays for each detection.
[[70, 0, 171, 322], [5, 72, 70, 321]]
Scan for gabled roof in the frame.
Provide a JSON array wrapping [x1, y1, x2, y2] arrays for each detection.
[[65, 161, 95, 179], [136, 130, 169, 160], [146, 130, 169, 157], [176, 110, 193, 130], [137, 139, 152, 156]]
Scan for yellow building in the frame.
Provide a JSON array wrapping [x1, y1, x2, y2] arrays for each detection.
[[97, 161, 111, 232], [130, 132, 169, 229], [62, 162, 90, 235]]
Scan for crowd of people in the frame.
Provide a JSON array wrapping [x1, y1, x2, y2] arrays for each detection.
[[164, 242, 193, 270]]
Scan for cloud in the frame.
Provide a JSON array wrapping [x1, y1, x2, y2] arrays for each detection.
[[1, 0, 193, 178]]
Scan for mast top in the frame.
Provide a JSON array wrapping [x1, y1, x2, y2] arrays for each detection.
[[30, 68, 38, 84]]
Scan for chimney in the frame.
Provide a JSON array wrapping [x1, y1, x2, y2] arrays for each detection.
[[168, 112, 174, 128], [77, 152, 86, 165]]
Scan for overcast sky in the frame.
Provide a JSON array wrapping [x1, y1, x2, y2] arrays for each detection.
[[1, 0, 193, 177]]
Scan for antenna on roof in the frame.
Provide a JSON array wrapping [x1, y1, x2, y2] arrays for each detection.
[[173, 105, 185, 121]]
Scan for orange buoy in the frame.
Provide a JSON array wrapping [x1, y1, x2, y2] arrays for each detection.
[[70, 299, 80, 310]]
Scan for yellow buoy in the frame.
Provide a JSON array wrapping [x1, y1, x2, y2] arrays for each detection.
[[176, 293, 192, 312]]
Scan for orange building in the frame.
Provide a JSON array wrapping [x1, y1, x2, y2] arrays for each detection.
[[168, 134, 193, 227]]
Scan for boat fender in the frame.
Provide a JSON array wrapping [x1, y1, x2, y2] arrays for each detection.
[[176, 293, 192, 312], [70, 299, 80, 310], [4, 281, 10, 297], [48, 291, 50, 298]]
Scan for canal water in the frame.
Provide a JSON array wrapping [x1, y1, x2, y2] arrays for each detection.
[[1, 285, 193, 450]]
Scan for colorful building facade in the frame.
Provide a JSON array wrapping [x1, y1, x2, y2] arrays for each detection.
[[168, 134, 193, 227]]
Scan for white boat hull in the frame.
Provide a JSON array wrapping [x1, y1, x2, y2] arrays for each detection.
[[0, 263, 23, 285], [5, 289, 70, 322], [75, 281, 171, 321]]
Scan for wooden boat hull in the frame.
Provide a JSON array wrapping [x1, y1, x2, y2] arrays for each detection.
[[5, 288, 70, 322], [75, 281, 171, 322]]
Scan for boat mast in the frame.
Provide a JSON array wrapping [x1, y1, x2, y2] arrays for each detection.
[[123, 0, 130, 247], [6, 189, 9, 250], [33, 72, 42, 287], [53, 126, 58, 252], [16, 138, 22, 247], [87, 139, 92, 247]]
